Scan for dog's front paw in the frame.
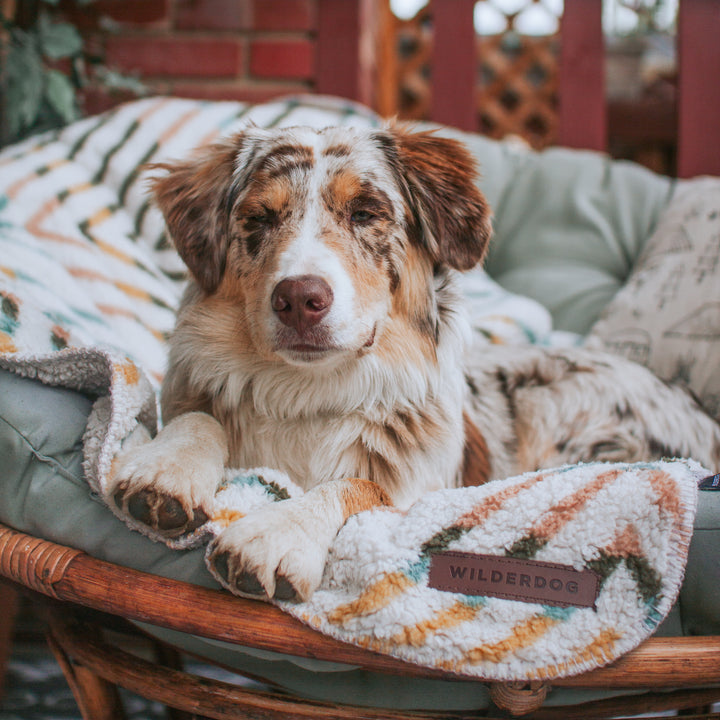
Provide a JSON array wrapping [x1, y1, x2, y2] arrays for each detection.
[[112, 476, 212, 537], [108, 413, 227, 539], [207, 499, 335, 602]]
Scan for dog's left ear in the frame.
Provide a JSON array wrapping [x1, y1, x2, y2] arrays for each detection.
[[387, 128, 493, 271], [150, 136, 241, 294]]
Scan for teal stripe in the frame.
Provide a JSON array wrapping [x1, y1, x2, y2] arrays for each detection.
[[67, 112, 115, 160], [93, 119, 141, 184], [134, 200, 152, 238], [220, 103, 254, 130], [119, 141, 159, 205], [266, 100, 300, 128], [220, 472, 291, 502]]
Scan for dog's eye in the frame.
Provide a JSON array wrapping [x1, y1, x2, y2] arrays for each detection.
[[243, 209, 277, 226], [350, 209, 375, 224]]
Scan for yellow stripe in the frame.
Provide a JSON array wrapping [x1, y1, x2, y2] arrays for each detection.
[[95, 240, 135, 265], [327, 571, 414, 625], [114, 281, 151, 302], [0, 332, 17, 353], [66, 181, 94, 196], [25, 199, 87, 248], [212, 509, 246, 528], [466, 614, 561, 665], [70, 268, 152, 304], [6, 159, 70, 199], [390, 600, 480, 648], [533, 628, 621, 680], [0, 267, 16, 279], [87, 206, 114, 228], [114, 360, 140, 386]]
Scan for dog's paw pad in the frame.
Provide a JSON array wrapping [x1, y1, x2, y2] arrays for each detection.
[[209, 550, 300, 601], [210, 551, 264, 596], [235, 570, 266, 597], [155, 495, 188, 531], [186, 506, 209, 533], [125, 488, 156, 526], [114, 486, 207, 537], [211, 550, 232, 584], [273, 573, 300, 602]]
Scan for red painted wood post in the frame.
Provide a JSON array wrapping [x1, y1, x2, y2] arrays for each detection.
[[316, 0, 377, 107], [677, 0, 720, 178], [557, 0, 606, 151], [431, 0, 477, 131]]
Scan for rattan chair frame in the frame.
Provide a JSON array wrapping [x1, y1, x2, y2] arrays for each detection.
[[1, 521, 719, 718]]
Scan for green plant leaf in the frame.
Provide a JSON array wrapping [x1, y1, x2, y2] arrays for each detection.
[[45, 69, 78, 123], [6, 31, 44, 136], [38, 13, 83, 59]]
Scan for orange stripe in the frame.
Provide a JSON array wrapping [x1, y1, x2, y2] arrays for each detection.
[[86, 206, 114, 228], [5, 158, 69, 199], [114, 360, 140, 385], [465, 613, 561, 665], [390, 600, 480, 648], [25, 198, 88, 248], [646, 469, 682, 523], [524, 469, 623, 543], [114, 281, 151, 302], [605, 524, 644, 558], [69, 269, 151, 302], [0, 332, 18, 353], [68, 267, 107, 282], [158, 105, 205, 145], [95, 239, 136, 266], [327, 571, 414, 626], [211, 509, 246, 528], [533, 628, 621, 680], [456, 472, 548, 530], [67, 267, 155, 306], [94, 304, 136, 319]]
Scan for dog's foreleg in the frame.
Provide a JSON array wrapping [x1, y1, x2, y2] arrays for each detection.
[[109, 412, 228, 538], [208, 478, 392, 602]]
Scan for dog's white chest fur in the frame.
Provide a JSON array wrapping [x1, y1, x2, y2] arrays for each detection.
[[216, 348, 470, 508]]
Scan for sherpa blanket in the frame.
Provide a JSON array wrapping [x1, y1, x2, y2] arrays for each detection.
[[0, 96, 701, 682]]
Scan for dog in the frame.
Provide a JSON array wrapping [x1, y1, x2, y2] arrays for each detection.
[[109, 124, 720, 602]]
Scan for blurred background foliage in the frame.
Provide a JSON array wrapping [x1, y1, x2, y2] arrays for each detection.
[[0, 0, 144, 147]]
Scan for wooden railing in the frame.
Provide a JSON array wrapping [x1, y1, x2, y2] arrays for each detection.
[[316, 0, 720, 177]]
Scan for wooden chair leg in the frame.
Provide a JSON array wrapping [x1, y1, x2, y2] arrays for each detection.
[[0, 582, 19, 701], [151, 641, 196, 720], [46, 626, 127, 720]]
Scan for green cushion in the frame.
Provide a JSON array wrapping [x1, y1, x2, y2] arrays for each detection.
[[0, 369, 212, 586], [423, 126, 674, 334]]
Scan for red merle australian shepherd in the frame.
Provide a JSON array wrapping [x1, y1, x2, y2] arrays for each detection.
[[110, 125, 720, 602]]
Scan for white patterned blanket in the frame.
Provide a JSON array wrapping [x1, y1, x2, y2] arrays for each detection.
[[0, 97, 701, 681]]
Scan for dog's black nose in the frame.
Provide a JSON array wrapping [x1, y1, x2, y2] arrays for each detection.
[[271, 275, 333, 335]]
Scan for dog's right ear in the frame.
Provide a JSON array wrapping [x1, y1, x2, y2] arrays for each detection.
[[150, 135, 242, 294]]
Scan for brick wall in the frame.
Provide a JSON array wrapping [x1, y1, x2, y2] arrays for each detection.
[[77, 0, 325, 113]]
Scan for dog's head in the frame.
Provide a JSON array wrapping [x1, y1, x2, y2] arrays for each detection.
[[152, 125, 492, 367]]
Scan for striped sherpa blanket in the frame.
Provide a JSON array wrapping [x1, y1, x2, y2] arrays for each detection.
[[0, 96, 700, 681]]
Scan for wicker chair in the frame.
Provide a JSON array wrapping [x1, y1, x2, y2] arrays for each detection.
[[1, 4, 719, 718], [1, 521, 719, 719]]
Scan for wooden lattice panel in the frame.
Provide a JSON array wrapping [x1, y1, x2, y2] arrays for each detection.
[[477, 32, 559, 148], [391, 0, 562, 149], [394, 4, 433, 122]]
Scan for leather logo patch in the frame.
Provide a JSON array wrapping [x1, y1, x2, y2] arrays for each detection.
[[699, 473, 720, 491], [428, 551, 600, 609]]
